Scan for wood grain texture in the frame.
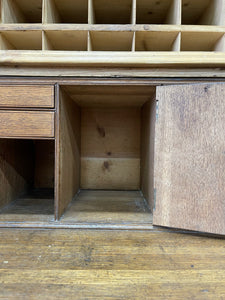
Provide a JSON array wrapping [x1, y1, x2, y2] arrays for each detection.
[[0, 228, 225, 299], [1, 67, 225, 78], [81, 158, 140, 190], [1, 51, 225, 67], [56, 88, 81, 219], [153, 83, 225, 235], [92, 0, 132, 24], [0, 85, 54, 108], [81, 107, 140, 190], [0, 111, 54, 138]]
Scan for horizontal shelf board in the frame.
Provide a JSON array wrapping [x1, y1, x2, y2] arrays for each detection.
[[0, 51, 225, 67], [0, 24, 225, 32]]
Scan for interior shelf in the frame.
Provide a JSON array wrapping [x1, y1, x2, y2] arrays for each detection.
[[1, 0, 42, 24], [89, 31, 134, 51], [43, 30, 88, 51], [0, 139, 55, 222], [43, 0, 88, 24], [136, 0, 181, 24], [135, 31, 180, 51], [0, 30, 42, 50], [89, 0, 134, 24], [181, 0, 225, 25], [181, 32, 225, 51]]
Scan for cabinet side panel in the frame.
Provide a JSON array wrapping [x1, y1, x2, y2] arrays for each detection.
[[56, 88, 81, 219], [153, 83, 225, 235]]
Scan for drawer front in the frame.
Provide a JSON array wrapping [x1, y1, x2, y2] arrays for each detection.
[[0, 111, 54, 138], [0, 85, 54, 108]]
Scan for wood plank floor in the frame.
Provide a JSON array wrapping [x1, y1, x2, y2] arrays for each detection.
[[0, 229, 225, 299]]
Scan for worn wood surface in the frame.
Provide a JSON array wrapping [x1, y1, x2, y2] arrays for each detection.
[[0, 190, 152, 228], [0, 228, 225, 299], [56, 88, 81, 219], [0, 85, 54, 108], [0, 67, 225, 78], [154, 83, 225, 235], [81, 107, 140, 190], [0, 111, 54, 138]]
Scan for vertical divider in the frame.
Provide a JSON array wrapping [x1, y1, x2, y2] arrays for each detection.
[[214, 33, 225, 52], [55, 86, 81, 220], [88, 31, 92, 51], [42, 31, 53, 50], [42, 0, 45, 24], [166, 0, 181, 25], [132, 32, 136, 52], [88, 0, 95, 24], [43, 0, 61, 24], [2, 0, 25, 23], [0, 0, 2, 23], [199, 0, 225, 26], [131, 0, 136, 25], [172, 32, 181, 51]]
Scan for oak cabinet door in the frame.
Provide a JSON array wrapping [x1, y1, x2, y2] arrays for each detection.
[[153, 83, 225, 235]]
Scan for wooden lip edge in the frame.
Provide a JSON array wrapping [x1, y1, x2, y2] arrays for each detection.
[[0, 24, 225, 32], [0, 221, 154, 230], [1, 51, 225, 67]]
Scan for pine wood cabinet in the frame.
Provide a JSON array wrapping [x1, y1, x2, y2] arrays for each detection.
[[0, 80, 224, 236], [0, 1, 225, 236]]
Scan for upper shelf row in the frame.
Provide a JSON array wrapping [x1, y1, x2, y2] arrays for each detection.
[[1, 0, 225, 26]]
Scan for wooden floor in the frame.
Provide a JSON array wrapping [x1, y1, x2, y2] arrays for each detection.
[[0, 228, 225, 299]]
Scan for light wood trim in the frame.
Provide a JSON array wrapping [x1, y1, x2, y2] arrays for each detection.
[[0, 24, 225, 33], [0, 111, 55, 138], [1, 51, 225, 67], [43, 0, 61, 24], [131, 0, 136, 25], [166, 0, 181, 25], [2, 0, 25, 23], [88, 0, 95, 24], [0, 85, 54, 108], [1, 67, 225, 77]]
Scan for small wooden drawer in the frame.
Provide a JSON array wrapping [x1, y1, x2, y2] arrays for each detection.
[[0, 111, 54, 138], [0, 85, 54, 108]]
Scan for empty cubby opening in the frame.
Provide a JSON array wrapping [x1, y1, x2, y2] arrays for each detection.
[[135, 31, 180, 51], [43, 30, 88, 51], [58, 85, 156, 220], [43, 0, 88, 24], [89, 31, 134, 51], [89, 0, 133, 24], [182, 0, 225, 25], [0, 139, 55, 220], [0, 31, 42, 50], [181, 32, 225, 51], [136, 0, 181, 24], [1, 0, 42, 23]]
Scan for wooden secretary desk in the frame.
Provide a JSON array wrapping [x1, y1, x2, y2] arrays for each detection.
[[0, 0, 225, 236]]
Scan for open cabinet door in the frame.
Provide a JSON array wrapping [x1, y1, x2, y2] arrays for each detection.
[[153, 83, 225, 235]]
